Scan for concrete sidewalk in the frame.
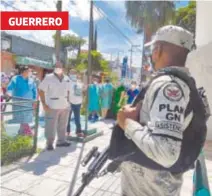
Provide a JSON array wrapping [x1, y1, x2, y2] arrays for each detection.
[[1, 120, 212, 196]]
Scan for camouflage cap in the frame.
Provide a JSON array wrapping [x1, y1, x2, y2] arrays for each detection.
[[145, 25, 194, 51]]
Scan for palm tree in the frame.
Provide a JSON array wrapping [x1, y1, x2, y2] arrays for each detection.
[[125, 1, 175, 42]]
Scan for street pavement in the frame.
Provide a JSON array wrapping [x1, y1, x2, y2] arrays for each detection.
[[1, 119, 212, 196]]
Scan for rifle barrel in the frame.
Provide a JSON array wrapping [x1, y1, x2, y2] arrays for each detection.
[[72, 183, 86, 196], [72, 147, 109, 196], [81, 146, 98, 166]]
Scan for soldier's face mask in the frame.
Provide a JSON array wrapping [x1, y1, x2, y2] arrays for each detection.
[[149, 56, 155, 70]]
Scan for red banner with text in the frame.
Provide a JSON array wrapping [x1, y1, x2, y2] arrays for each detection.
[[1, 11, 69, 30]]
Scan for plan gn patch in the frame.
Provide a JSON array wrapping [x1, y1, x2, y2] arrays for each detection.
[[163, 83, 183, 102]]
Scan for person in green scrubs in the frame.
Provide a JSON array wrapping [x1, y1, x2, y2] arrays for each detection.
[[112, 80, 127, 117]]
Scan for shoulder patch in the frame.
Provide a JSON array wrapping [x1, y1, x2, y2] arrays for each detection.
[[163, 83, 183, 101]]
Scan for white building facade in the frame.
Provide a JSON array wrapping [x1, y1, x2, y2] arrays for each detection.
[[186, 1, 212, 140]]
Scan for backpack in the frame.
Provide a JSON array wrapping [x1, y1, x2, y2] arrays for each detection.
[[108, 67, 208, 174]]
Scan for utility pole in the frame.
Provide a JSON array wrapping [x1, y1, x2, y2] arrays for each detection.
[[85, 0, 93, 133], [55, 0, 62, 62], [77, 37, 81, 58], [87, 0, 93, 85], [129, 45, 133, 78], [117, 51, 120, 66], [67, 3, 93, 195], [129, 44, 140, 78], [140, 32, 146, 83]]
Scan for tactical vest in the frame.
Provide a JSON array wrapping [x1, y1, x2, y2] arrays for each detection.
[[108, 67, 207, 174]]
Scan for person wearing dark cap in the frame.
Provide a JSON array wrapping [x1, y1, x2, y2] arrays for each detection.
[[116, 25, 208, 196], [39, 62, 71, 150], [7, 65, 37, 136]]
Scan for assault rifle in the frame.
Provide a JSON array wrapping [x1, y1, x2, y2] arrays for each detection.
[[73, 126, 139, 196], [73, 146, 120, 196], [73, 87, 148, 196]]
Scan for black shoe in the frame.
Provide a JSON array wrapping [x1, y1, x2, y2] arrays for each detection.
[[46, 145, 54, 151], [56, 141, 71, 147]]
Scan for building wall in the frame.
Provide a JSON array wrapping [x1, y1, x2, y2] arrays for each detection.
[[1, 32, 55, 80], [186, 1, 212, 140], [10, 35, 54, 62], [196, 1, 212, 47], [0, 51, 15, 74]]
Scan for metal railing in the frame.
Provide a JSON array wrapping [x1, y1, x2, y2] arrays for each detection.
[[1, 96, 40, 165]]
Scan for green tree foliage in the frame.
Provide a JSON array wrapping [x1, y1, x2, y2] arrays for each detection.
[[173, 1, 196, 35], [71, 51, 111, 73], [53, 34, 86, 69], [125, 1, 175, 42], [53, 34, 86, 50], [110, 71, 119, 84]]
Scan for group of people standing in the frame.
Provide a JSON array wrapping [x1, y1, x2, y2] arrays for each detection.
[[39, 64, 88, 150], [87, 77, 140, 121], [88, 76, 113, 121], [2, 61, 140, 151]]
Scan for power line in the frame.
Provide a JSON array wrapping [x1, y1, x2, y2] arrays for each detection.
[[92, 7, 127, 45], [93, 3, 133, 46], [93, 4, 143, 71], [1, 1, 20, 11], [2, 0, 39, 11], [93, 2, 143, 56]]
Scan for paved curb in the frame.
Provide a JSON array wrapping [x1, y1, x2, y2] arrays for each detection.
[[67, 130, 104, 143]]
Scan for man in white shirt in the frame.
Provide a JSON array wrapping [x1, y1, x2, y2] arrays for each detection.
[[68, 72, 85, 137], [38, 62, 71, 150]]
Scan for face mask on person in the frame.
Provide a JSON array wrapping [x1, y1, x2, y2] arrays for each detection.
[[71, 75, 77, 81], [54, 68, 63, 75], [77, 77, 81, 82], [131, 84, 136, 90], [27, 71, 32, 78]]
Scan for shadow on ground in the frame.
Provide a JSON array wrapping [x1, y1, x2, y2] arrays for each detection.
[[19, 143, 78, 176]]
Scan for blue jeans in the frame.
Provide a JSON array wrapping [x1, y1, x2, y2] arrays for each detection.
[[67, 104, 82, 133]]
